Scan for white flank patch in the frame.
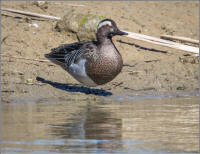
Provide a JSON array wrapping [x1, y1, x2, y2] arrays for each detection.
[[67, 59, 97, 87], [98, 21, 112, 30]]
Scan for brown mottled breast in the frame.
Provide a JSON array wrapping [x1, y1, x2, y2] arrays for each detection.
[[85, 43, 123, 85]]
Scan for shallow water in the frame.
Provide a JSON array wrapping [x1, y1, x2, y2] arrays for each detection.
[[1, 96, 199, 154]]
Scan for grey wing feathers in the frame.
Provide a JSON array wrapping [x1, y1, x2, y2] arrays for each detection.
[[64, 48, 84, 66], [44, 42, 86, 66]]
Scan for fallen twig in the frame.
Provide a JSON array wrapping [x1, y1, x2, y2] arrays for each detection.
[[160, 35, 199, 45], [144, 59, 160, 63], [2, 90, 15, 93], [2, 13, 48, 21], [112, 82, 123, 88], [1, 82, 46, 86], [1, 54, 50, 62], [1, 8, 61, 20], [1, 35, 9, 44], [123, 63, 137, 67]]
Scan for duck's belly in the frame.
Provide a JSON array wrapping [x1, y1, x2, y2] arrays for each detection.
[[67, 59, 98, 87]]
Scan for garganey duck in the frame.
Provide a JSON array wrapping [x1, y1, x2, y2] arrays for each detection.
[[45, 19, 128, 87]]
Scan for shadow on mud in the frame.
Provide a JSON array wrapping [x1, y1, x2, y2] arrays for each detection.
[[36, 77, 112, 96], [117, 40, 167, 53]]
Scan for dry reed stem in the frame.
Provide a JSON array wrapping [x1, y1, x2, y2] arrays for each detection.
[[123, 31, 199, 54], [1, 8, 61, 20], [160, 35, 199, 44]]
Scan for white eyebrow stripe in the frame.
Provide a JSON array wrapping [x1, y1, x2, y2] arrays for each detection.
[[98, 21, 112, 29]]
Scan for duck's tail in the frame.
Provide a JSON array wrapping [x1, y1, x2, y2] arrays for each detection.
[[44, 53, 66, 67]]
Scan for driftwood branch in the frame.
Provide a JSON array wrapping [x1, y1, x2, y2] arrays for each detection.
[[160, 35, 199, 45], [1, 8, 199, 54], [123, 31, 199, 54], [1, 8, 61, 20]]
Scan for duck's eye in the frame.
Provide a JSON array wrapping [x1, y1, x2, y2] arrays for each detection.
[[110, 28, 114, 32]]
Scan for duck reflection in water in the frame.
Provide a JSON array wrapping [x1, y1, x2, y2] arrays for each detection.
[[49, 104, 122, 153]]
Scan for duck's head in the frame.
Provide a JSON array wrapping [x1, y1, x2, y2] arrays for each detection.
[[97, 19, 128, 41]]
